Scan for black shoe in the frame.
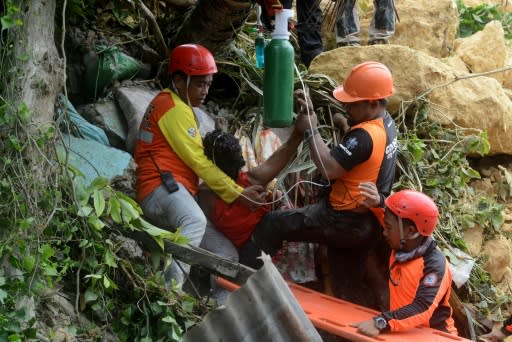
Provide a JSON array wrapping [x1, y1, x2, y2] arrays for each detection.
[[368, 39, 389, 45], [336, 41, 361, 47]]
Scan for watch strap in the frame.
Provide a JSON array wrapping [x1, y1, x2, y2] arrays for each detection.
[[373, 316, 388, 331], [304, 127, 319, 139]]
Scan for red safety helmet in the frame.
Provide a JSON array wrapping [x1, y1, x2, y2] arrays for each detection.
[[385, 190, 438, 236], [333, 61, 395, 103], [168, 44, 218, 76]]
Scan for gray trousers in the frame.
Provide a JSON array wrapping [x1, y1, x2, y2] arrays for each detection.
[[140, 184, 206, 289], [200, 220, 239, 304]]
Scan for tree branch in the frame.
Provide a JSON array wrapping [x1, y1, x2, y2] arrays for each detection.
[[137, 0, 168, 58]]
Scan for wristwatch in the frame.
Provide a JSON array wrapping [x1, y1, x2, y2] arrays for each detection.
[[373, 316, 388, 331], [304, 127, 319, 139]]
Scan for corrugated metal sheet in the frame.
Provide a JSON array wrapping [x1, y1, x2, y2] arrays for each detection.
[[182, 255, 322, 342]]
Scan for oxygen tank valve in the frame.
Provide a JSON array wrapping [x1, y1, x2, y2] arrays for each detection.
[[272, 9, 292, 39]]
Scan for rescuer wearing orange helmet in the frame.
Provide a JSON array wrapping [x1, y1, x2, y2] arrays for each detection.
[[250, 61, 399, 308], [353, 190, 458, 337], [134, 44, 265, 290]]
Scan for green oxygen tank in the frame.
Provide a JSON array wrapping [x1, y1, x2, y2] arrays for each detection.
[[263, 9, 294, 128]]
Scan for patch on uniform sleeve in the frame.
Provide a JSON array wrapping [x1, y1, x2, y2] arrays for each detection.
[[345, 137, 359, 150], [423, 272, 438, 287], [338, 137, 359, 156], [187, 127, 197, 138]]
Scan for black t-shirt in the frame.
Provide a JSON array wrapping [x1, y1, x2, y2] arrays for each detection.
[[330, 128, 373, 171]]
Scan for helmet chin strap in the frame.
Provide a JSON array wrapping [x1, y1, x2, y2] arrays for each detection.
[[185, 75, 192, 107], [171, 75, 193, 107], [398, 217, 406, 250], [398, 217, 421, 250]]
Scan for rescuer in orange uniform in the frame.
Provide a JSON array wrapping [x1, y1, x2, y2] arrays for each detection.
[[134, 44, 265, 290], [479, 317, 512, 341], [352, 190, 458, 337], [250, 61, 399, 308]]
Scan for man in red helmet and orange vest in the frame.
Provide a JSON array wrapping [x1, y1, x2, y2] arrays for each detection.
[[352, 190, 458, 337], [250, 61, 399, 308], [134, 44, 265, 290]]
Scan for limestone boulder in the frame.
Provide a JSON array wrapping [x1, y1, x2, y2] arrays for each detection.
[[496, 268, 512, 298], [504, 47, 512, 90], [309, 45, 512, 155], [463, 225, 484, 256], [454, 21, 508, 84], [482, 237, 511, 283], [357, 0, 459, 57], [441, 55, 469, 73]]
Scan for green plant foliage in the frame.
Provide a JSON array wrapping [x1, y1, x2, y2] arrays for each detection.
[[393, 99, 507, 314], [0, 0, 22, 31], [457, 0, 512, 39], [0, 8, 202, 335]]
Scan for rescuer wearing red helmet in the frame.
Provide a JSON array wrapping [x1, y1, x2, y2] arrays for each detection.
[[134, 44, 265, 290], [480, 317, 512, 341], [353, 190, 458, 337], [250, 61, 398, 308]]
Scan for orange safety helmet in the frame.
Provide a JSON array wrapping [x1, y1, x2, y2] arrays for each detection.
[[385, 190, 438, 236], [168, 44, 218, 76], [333, 61, 395, 103]]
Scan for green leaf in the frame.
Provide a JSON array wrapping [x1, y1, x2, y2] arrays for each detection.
[[108, 196, 122, 223], [43, 265, 58, 276], [77, 205, 93, 217], [93, 189, 105, 217], [87, 215, 105, 231], [89, 176, 109, 191], [84, 287, 98, 303], [104, 250, 117, 268], [162, 315, 178, 324], [1, 16, 22, 31], [117, 192, 142, 215], [103, 275, 111, 288], [102, 275, 118, 290], [139, 219, 174, 238], [17, 102, 32, 123], [23, 255, 36, 273], [120, 198, 140, 223], [18, 217, 34, 230], [85, 274, 102, 279], [184, 319, 196, 330], [181, 300, 194, 313], [40, 244, 55, 260], [0, 288, 7, 304]]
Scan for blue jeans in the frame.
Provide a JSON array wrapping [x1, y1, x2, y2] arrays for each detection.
[[140, 183, 206, 289]]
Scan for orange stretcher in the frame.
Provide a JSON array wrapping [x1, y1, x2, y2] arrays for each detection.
[[216, 277, 472, 342]]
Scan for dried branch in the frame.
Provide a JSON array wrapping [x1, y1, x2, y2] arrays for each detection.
[[417, 65, 512, 98], [137, 0, 168, 58]]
